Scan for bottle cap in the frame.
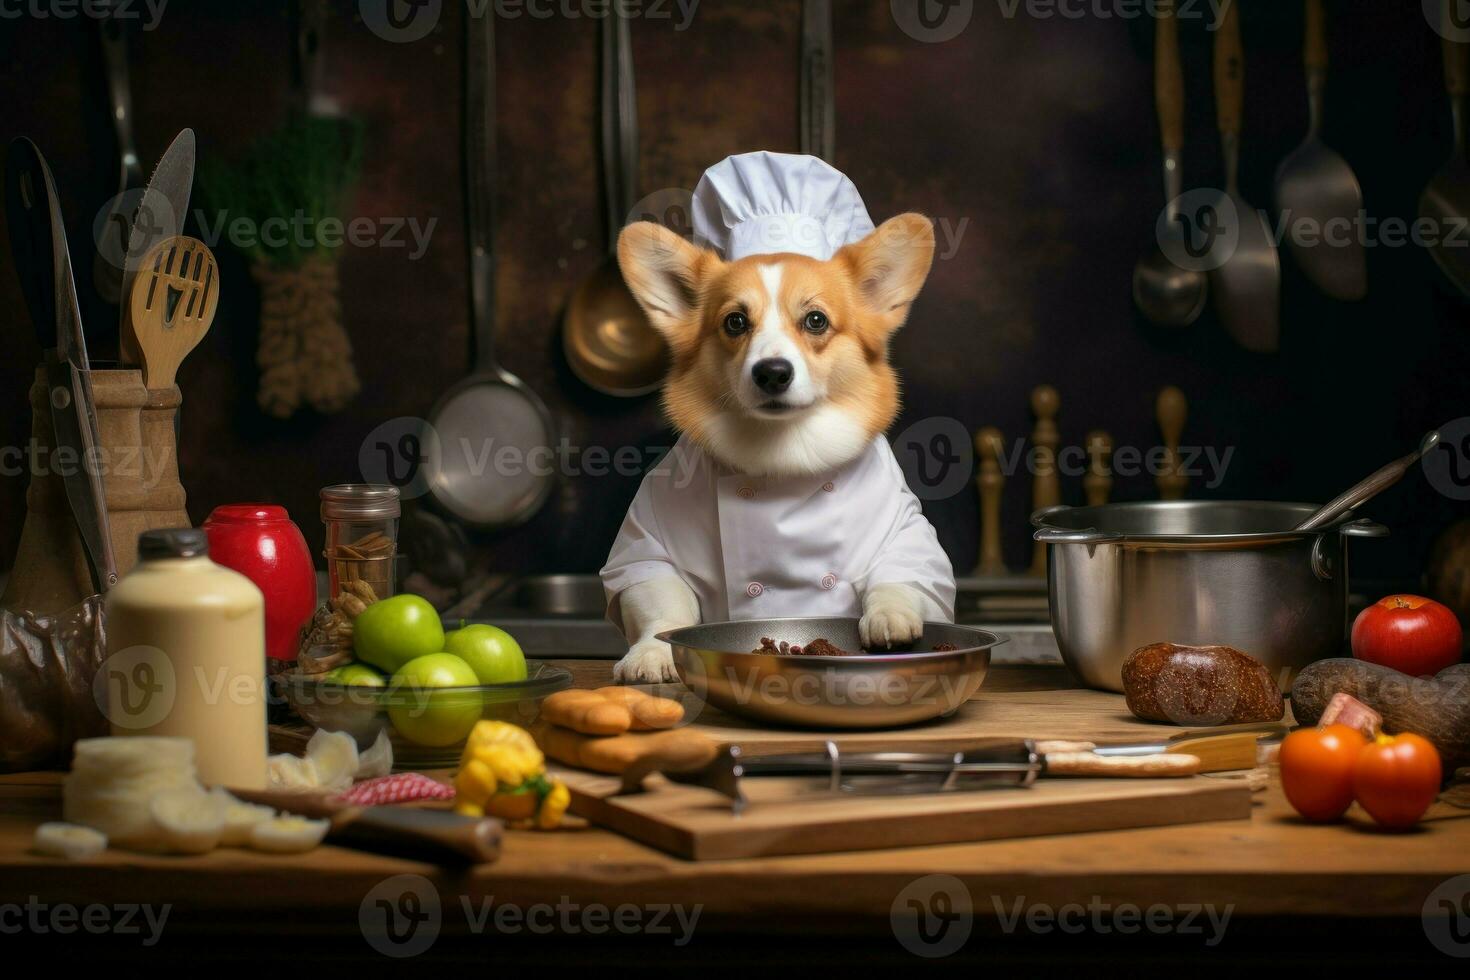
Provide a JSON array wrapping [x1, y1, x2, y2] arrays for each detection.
[[320, 484, 401, 522], [138, 528, 210, 560]]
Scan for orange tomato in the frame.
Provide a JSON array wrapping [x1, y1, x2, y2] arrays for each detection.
[[1353, 733, 1443, 829], [1279, 724, 1368, 822]]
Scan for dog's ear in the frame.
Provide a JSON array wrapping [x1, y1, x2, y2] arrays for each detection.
[[838, 213, 936, 336], [617, 221, 717, 355]]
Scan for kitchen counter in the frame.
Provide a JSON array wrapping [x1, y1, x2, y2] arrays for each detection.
[[1, 664, 1466, 962]]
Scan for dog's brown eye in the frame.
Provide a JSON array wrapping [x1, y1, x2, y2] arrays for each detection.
[[803, 310, 829, 334], [723, 312, 750, 337]]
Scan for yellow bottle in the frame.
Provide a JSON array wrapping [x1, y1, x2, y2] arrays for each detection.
[[102, 528, 269, 789]]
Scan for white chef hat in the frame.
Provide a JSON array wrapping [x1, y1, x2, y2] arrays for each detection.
[[691, 151, 875, 261]]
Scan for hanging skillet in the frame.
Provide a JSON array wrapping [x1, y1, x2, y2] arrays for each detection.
[[427, 12, 555, 529]]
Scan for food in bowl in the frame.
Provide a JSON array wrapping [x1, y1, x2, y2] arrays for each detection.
[[751, 636, 856, 657], [750, 636, 963, 656]]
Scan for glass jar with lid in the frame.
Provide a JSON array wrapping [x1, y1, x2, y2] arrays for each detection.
[[320, 484, 400, 601]]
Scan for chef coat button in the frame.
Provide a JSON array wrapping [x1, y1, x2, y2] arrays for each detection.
[[745, 582, 764, 598], [822, 481, 835, 493], [738, 486, 756, 499], [820, 573, 837, 591]]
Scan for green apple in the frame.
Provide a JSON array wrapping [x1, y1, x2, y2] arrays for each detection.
[[353, 594, 446, 673], [444, 624, 527, 685], [386, 653, 481, 747], [321, 663, 386, 687]]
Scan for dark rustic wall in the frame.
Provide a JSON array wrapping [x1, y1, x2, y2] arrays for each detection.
[[1, 1, 1466, 588]]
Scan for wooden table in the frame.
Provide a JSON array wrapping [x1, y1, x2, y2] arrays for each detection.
[[2, 664, 1467, 963]]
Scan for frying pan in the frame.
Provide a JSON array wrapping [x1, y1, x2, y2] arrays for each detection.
[[660, 618, 1004, 730], [427, 12, 555, 529]]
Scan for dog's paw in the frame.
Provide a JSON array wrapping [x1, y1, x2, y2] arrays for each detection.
[[859, 586, 925, 649], [613, 639, 680, 684]]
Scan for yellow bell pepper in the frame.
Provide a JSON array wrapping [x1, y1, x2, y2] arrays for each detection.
[[453, 721, 570, 830], [537, 780, 571, 830]]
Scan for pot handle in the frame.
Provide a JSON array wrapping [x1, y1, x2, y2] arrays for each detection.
[[1032, 526, 1125, 544], [1339, 518, 1389, 538], [1029, 504, 1073, 526], [1311, 519, 1390, 581]]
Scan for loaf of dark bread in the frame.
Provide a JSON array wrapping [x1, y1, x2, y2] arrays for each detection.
[[1122, 642, 1285, 726], [1290, 658, 1470, 773]]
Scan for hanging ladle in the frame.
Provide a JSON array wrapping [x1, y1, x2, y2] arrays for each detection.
[[1295, 430, 1442, 532]]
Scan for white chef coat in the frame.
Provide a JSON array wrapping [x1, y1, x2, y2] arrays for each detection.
[[600, 434, 955, 631]]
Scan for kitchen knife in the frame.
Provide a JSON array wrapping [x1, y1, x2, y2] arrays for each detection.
[[230, 787, 503, 865], [120, 128, 195, 364], [619, 739, 1210, 812], [9, 138, 118, 592], [6, 139, 59, 349], [1061, 725, 1287, 771], [620, 741, 1044, 813]]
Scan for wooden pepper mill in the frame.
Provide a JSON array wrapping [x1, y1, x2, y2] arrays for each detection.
[[1028, 385, 1060, 576], [973, 426, 1006, 576], [1084, 430, 1113, 507], [1156, 386, 1188, 500]]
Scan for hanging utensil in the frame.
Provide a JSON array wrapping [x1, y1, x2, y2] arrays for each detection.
[[1133, 0, 1208, 327], [1295, 429, 1443, 532], [6, 144, 58, 350], [427, 11, 555, 529], [1274, 0, 1367, 301], [1420, 0, 1470, 296], [562, 13, 667, 396], [119, 128, 196, 365], [127, 236, 219, 390], [800, 0, 834, 161], [92, 4, 145, 306], [8, 138, 117, 592], [1209, 0, 1281, 352], [293, 0, 334, 116]]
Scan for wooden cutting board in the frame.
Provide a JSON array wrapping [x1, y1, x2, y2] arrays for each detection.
[[553, 765, 1254, 860]]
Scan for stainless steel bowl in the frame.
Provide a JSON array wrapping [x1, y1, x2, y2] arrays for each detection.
[[1032, 500, 1388, 692], [657, 618, 1004, 729]]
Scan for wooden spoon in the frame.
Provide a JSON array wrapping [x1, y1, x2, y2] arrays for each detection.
[[125, 235, 218, 389]]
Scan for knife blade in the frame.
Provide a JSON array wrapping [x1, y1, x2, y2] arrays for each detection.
[[619, 741, 1043, 813], [5, 139, 59, 350], [14, 138, 118, 592], [120, 128, 194, 362]]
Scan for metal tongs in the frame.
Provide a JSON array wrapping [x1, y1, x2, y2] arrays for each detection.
[[619, 740, 1043, 815]]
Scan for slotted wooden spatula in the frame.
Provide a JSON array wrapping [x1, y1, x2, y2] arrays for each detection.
[[125, 235, 218, 389]]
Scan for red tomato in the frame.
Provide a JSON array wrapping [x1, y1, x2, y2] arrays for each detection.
[[1279, 724, 1368, 822], [1353, 733, 1443, 830], [1351, 594, 1464, 677]]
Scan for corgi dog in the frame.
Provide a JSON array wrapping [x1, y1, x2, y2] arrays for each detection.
[[601, 212, 955, 683]]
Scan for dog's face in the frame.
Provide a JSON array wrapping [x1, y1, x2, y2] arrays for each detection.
[[617, 214, 936, 477]]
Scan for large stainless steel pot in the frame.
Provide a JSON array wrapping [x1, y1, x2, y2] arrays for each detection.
[[1032, 501, 1387, 692]]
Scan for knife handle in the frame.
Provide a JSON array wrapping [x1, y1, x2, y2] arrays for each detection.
[[333, 806, 503, 865], [1212, 0, 1243, 139], [1044, 752, 1201, 778], [1155, 0, 1184, 154]]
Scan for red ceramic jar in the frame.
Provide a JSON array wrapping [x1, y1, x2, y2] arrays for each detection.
[[202, 504, 316, 661]]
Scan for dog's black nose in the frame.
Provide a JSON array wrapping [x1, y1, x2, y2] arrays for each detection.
[[752, 358, 794, 395]]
